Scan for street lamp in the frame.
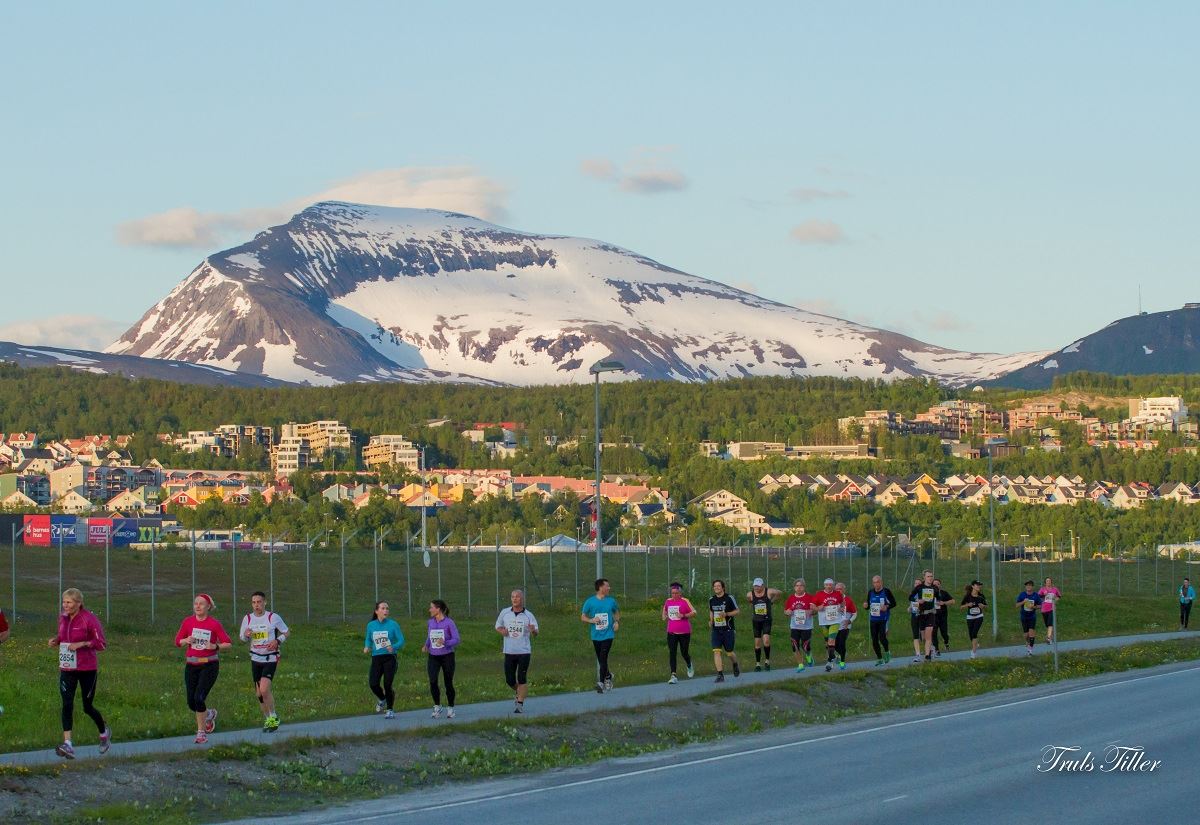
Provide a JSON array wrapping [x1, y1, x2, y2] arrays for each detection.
[[590, 358, 625, 578]]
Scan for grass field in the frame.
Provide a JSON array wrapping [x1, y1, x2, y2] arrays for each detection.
[[0, 545, 1187, 755]]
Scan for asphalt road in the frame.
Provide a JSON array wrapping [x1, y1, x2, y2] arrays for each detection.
[[233, 660, 1197, 825]]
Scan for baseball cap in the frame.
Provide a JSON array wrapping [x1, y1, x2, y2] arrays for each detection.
[[752, 577, 764, 587]]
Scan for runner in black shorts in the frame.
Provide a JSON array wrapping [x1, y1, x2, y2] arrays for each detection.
[[1015, 580, 1042, 656], [907, 578, 923, 661], [708, 580, 740, 683], [238, 591, 290, 732], [959, 580, 987, 658], [745, 578, 782, 671], [909, 571, 939, 662]]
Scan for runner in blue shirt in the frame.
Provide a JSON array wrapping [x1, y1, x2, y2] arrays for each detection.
[[1015, 581, 1043, 656], [581, 578, 620, 693], [864, 575, 897, 665]]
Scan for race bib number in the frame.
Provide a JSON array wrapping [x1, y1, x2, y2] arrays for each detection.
[[667, 605, 682, 621], [1043, 592, 1055, 604], [191, 628, 212, 650], [754, 602, 768, 616], [910, 600, 920, 615], [821, 605, 841, 625], [429, 628, 446, 650], [372, 630, 391, 650], [595, 612, 610, 631], [968, 607, 982, 618], [791, 608, 811, 629], [922, 588, 935, 602], [506, 622, 524, 638], [1024, 599, 1035, 611], [870, 602, 882, 617], [249, 623, 270, 648], [712, 608, 726, 627], [59, 642, 77, 670]]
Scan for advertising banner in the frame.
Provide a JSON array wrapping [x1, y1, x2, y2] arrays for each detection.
[[50, 515, 81, 545], [23, 514, 51, 546], [111, 518, 138, 547], [87, 517, 113, 546]]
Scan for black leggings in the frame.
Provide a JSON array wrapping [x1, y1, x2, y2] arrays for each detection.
[[369, 654, 397, 710], [869, 621, 890, 657], [1183, 602, 1193, 629], [504, 653, 531, 688], [667, 632, 692, 673], [934, 611, 950, 646], [60, 670, 106, 734], [428, 653, 456, 707], [592, 638, 613, 682], [834, 628, 850, 660], [967, 617, 984, 640], [184, 661, 220, 713]]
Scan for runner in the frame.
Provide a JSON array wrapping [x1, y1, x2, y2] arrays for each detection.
[[495, 589, 539, 713], [833, 582, 857, 670], [1180, 578, 1196, 631], [364, 600, 404, 719], [424, 599, 460, 719], [908, 571, 939, 662], [237, 591, 290, 732], [810, 578, 846, 672], [1015, 580, 1043, 656], [931, 577, 954, 656], [784, 578, 815, 672], [1038, 577, 1062, 644], [959, 580, 987, 658], [0, 606, 7, 716], [174, 594, 232, 745], [864, 575, 897, 666], [745, 577, 782, 671], [581, 578, 620, 693], [908, 578, 923, 662], [707, 579, 740, 682], [47, 588, 110, 759], [662, 581, 696, 683]]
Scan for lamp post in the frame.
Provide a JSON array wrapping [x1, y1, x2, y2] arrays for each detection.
[[590, 358, 625, 578]]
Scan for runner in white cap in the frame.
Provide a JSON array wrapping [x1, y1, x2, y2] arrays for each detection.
[[746, 577, 782, 671]]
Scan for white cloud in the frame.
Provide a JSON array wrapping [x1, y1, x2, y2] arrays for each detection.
[[790, 187, 851, 202], [0, 314, 129, 351], [913, 310, 971, 333], [116, 166, 511, 250], [581, 153, 689, 195], [790, 220, 848, 245], [579, 157, 617, 181]]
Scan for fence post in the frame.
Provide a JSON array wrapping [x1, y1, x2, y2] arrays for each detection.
[[406, 532, 413, 617], [58, 530, 64, 611], [232, 539, 238, 616], [622, 540, 627, 598], [190, 532, 196, 599], [305, 534, 311, 621], [269, 535, 276, 608], [374, 529, 380, 605], [645, 543, 650, 600], [150, 536, 156, 624], [10, 524, 20, 620], [547, 536, 553, 606], [574, 538, 580, 606], [466, 533, 473, 617], [494, 536, 500, 614], [105, 537, 110, 623]]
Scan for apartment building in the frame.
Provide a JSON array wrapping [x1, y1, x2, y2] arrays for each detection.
[[361, 435, 420, 471]]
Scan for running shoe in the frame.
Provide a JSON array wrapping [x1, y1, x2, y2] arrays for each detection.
[[883, 651, 891, 663], [714, 673, 725, 683], [194, 732, 208, 745], [447, 708, 455, 719], [805, 652, 814, 666], [514, 702, 524, 714], [595, 681, 604, 694], [970, 651, 977, 659], [431, 705, 442, 718], [264, 714, 280, 733], [375, 699, 386, 714], [1026, 647, 1033, 657], [838, 660, 846, 671], [385, 709, 395, 719], [732, 661, 740, 678], [764, 662, 771, 671], [604, 675, 614, 692], [912, 655, 921, 663], [55, 742, 75, 760], [825, 663, 832, 673], [668, 674, 678, 684], [204, 709, 218, 734], [935, 648, 941, 658], [874, 658, 884, 667], [795, 663, 805, 673], [924, 654, 932, 662], [686, 663, 694, 678], [754, 664, 762, 672], [99, 727, 112, 754]]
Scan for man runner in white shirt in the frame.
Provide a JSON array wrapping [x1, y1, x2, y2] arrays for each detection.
[[238, 591, 290, 732], [495, 589, 539, 713]]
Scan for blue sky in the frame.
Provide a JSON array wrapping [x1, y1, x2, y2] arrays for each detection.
[[2, 2, 1196, 354]]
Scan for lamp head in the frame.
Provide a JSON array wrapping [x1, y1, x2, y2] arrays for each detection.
[[589, 359, 626, 375]]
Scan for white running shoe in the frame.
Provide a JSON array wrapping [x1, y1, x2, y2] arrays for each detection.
[[668, 674, 678, 684], [447, 708, 455, 719], [431, 705, 442, 718], [686, 663, 694, 678], [375, 699, 386, 714]]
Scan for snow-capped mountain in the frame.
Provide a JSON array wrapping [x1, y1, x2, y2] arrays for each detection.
[[986, 304, 1200, 389], [108, 202, 1046, 386]]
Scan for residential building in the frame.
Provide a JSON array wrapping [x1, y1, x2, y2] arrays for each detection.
[[361, 435, 420, 471]]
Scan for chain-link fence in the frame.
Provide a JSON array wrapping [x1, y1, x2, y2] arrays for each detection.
[[5, 534, 1192, 628]]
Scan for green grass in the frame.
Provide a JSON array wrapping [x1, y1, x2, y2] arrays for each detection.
[[0, 567, 1186, 755]]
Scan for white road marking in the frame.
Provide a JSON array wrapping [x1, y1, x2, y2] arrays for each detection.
[[883, 795, 908, 803], [332, 665, 1200, 822]]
